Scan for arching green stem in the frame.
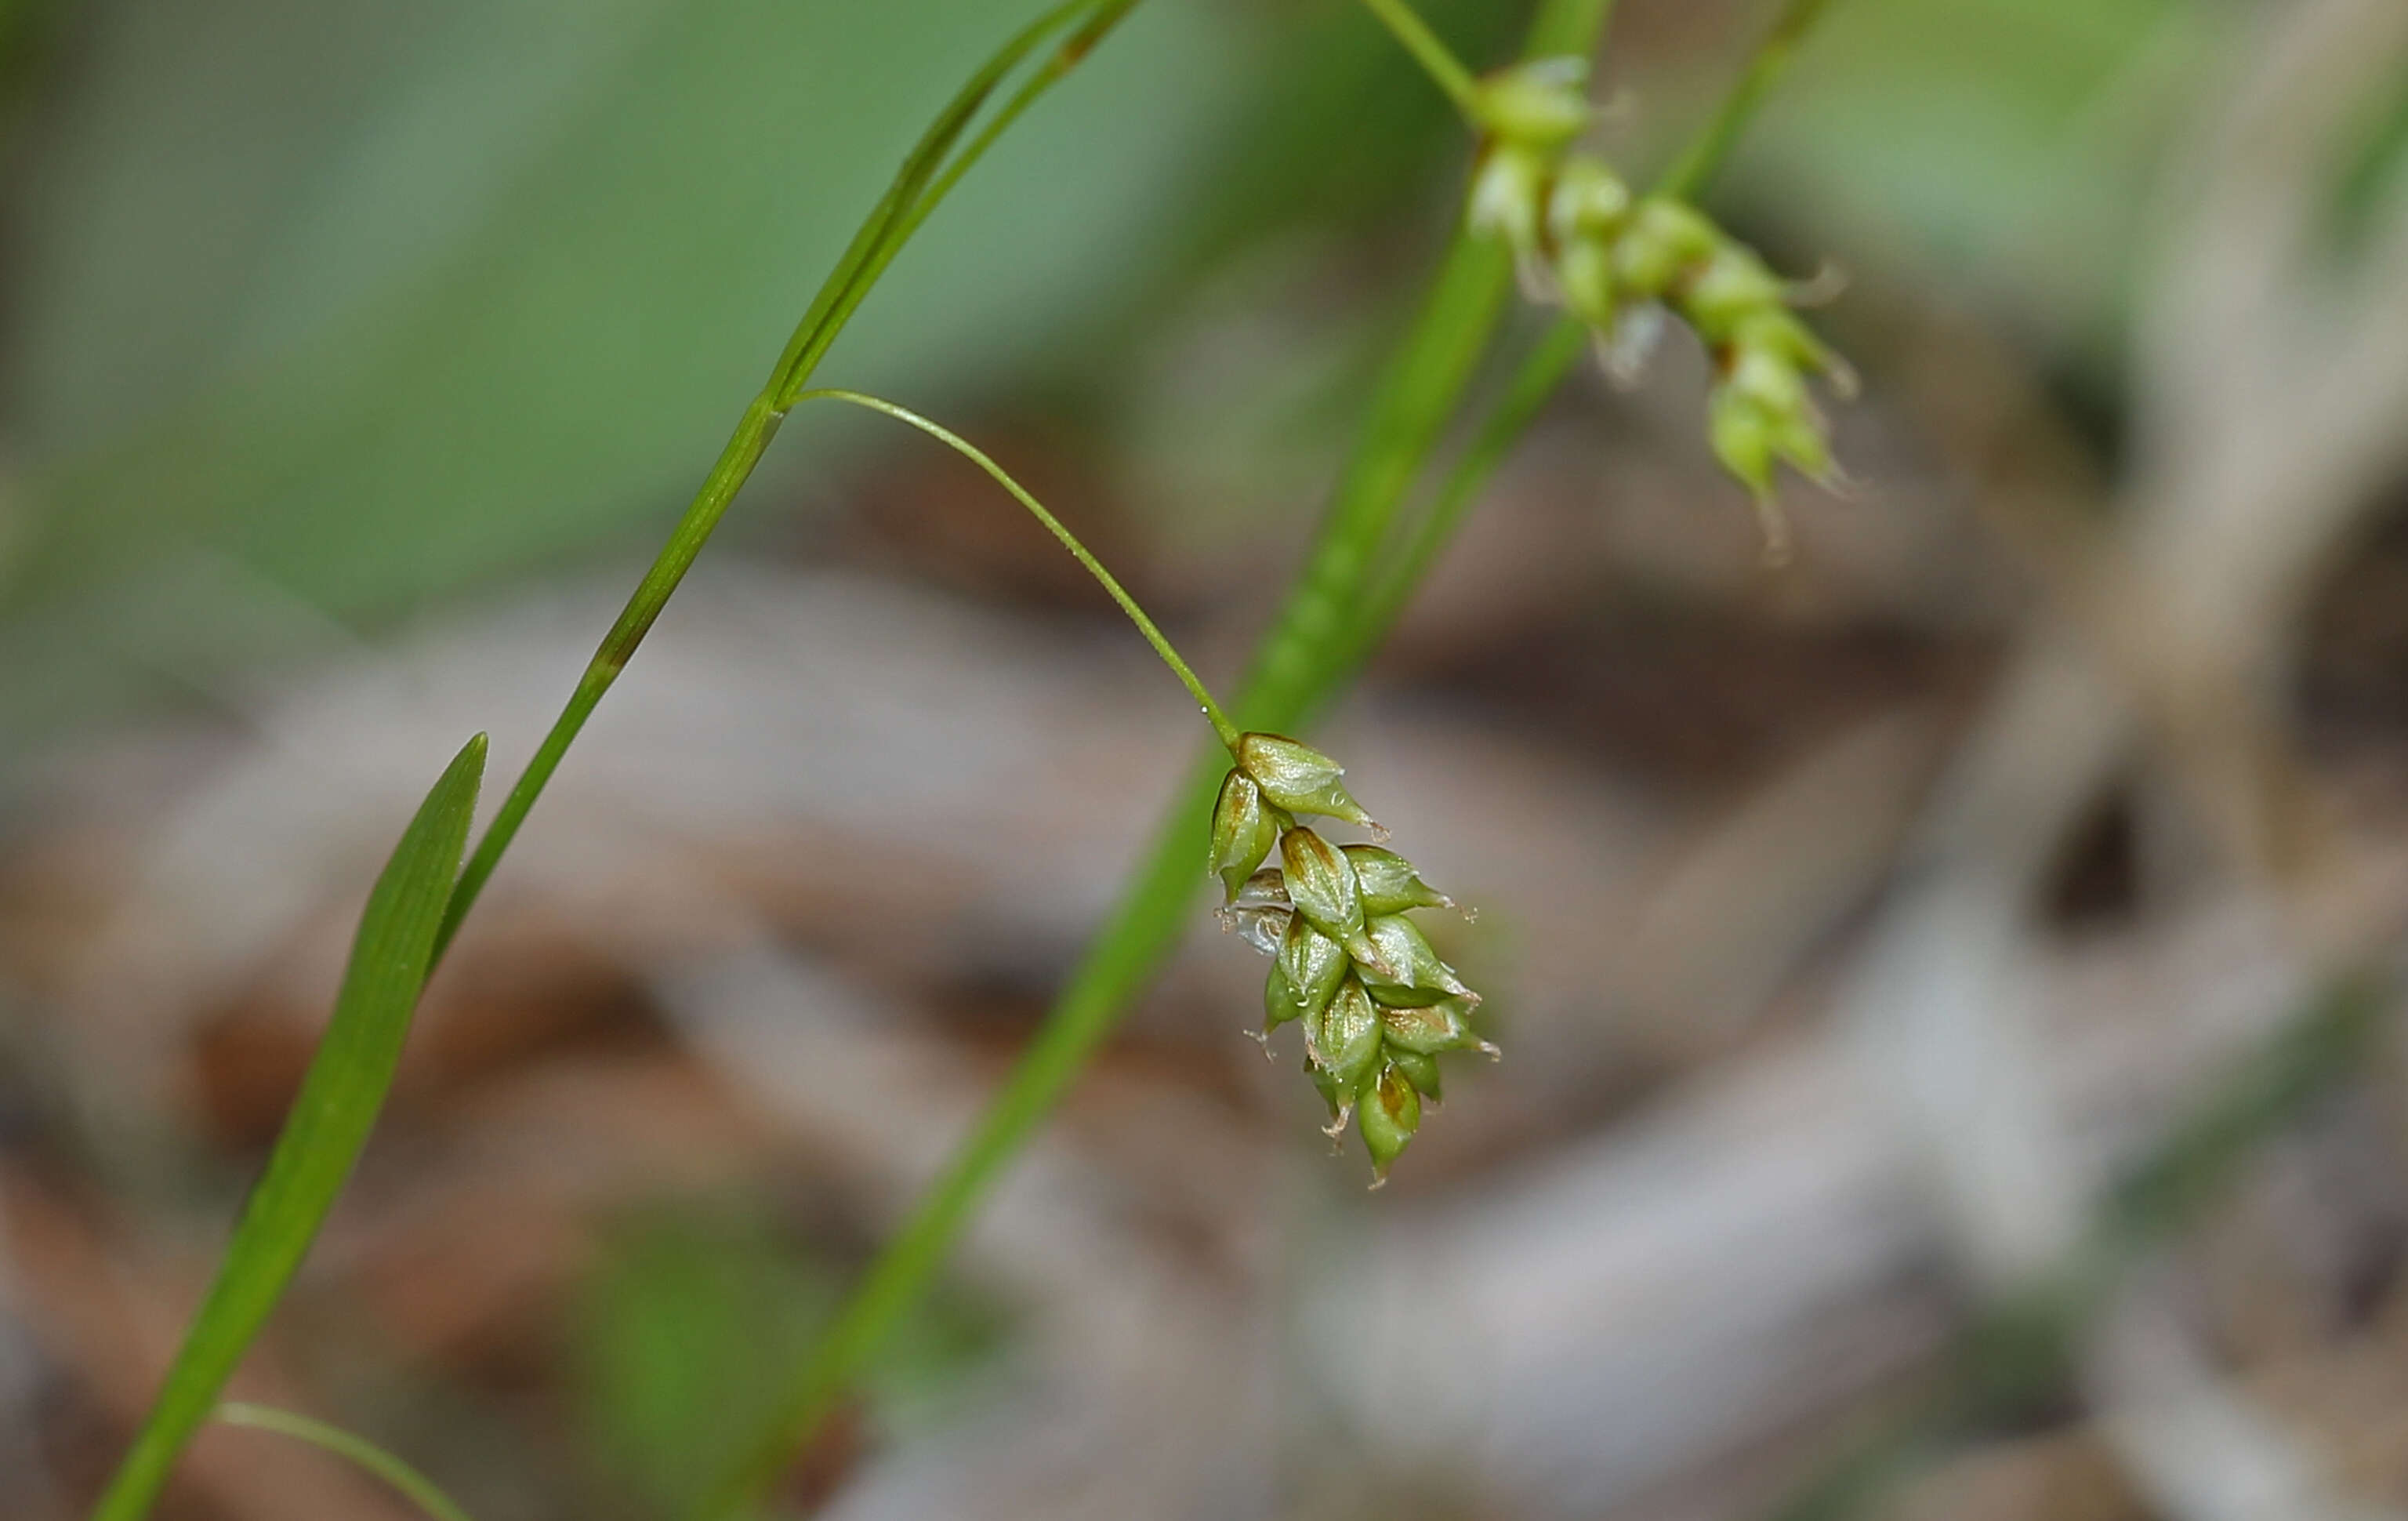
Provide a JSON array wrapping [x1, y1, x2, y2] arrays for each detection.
[[215, 1404, 476, 1521], [791, 389, 1242, 754]]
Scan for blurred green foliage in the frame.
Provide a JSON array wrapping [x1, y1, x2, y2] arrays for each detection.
[[5, 0, 1243, 618], [570, 1207, 1000, 1519], [0, 0, 2294, 737]]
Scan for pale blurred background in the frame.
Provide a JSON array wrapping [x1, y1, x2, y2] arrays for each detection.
[[9, 0, 2408, 1518]]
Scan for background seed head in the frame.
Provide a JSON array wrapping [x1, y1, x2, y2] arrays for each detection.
[[1472, 56, 1591, 151]]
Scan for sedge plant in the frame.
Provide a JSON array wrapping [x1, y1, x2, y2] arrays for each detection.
[[87, 0, 1846, 1517]]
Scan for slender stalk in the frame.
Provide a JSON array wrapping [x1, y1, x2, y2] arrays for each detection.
[[793, 388, 1241, 752], [215, 1405, 476, 1521], [1657, 0, 1835, 201], [434, 0, 1134, 960], [1354, 0, 1480, 112]]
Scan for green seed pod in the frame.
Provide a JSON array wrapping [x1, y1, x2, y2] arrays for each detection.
[[1343, 845, 1453, 915], [1558, 236, 1618, 332], [1376, 993, 1484, 1055], [1358, 1062, 1423, 1184], [1311, 976, 1384, 1096], [1356, 913, 1475, 1005], [1548, 154, 1631, 245], [1708, 384, 1776, 499], [1275, 913, 1350, 1029], [1471, 56, 1590, 150], [1264, 958, 1303, 1033], [1387, 1048, 1443, 1105], [1727, 347, 1811, 416], [1208, 770, 1279, 903], [1280, 826, 1366, 943], [1681, 246, 1786, 347], [1616, 198, 1719, 297], [1237, 733, 1376, 829]]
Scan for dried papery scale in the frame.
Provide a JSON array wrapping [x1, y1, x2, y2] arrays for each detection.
[[1208, 728, 1492, 1182]]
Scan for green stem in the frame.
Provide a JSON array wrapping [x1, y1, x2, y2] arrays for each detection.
[[792, 388, 1240, 753], [215, 1404, 477, 1521], [1656, 0, 1834, 201], [433, 0, 1134, 960], [1354, 0, 1480, 112]]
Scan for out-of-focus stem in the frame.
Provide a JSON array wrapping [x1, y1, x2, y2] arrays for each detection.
[[1355, 0, 1481, 111], [1658, 0, 1835, 202]]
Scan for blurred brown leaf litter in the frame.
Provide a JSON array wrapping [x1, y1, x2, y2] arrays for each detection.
[[13, 0, 2408, 1518]]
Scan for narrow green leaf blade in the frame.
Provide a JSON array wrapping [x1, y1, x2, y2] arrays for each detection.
[[89, 731, 489, 1521]]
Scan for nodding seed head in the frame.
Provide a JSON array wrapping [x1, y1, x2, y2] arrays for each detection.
[[1206, 735, 1486, 1182]]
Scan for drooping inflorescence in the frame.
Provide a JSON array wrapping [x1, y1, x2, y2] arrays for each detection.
[[1466, 58, 1854, 561], [1209, 732, 1492, 1185]]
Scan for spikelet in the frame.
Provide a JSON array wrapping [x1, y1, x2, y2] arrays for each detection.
[[1209, 731, 1490, 1184], [1460, 53, 1852, 561]]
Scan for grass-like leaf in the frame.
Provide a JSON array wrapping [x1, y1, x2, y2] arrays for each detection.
[[89, 733, 488, 1521]]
